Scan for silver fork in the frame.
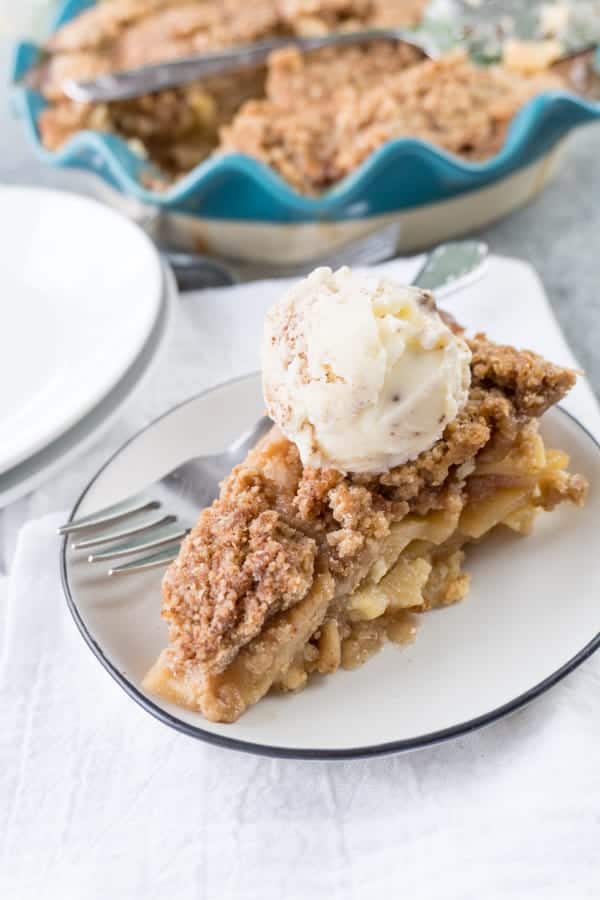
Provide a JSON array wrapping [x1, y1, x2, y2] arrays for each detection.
[[161, 221, 404, 290], [60, 239, 488, 575], [57, 15, 598, 104], [63, 27, 437, 103], [59, 415, 273, 575]]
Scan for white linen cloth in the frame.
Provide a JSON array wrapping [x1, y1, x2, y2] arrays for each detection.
[[1, 256, 599, 900]]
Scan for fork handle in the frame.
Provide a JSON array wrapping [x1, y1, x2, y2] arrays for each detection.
[[64, 28, 430, 102]]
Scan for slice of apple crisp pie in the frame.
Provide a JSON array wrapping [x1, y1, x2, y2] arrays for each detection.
[[144, 268, 587, 722]]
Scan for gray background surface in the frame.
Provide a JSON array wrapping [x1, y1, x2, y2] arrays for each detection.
[[2, 45, 599, 396]]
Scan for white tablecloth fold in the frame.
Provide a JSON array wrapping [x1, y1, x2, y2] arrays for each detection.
[[1, 257, 599, 900]]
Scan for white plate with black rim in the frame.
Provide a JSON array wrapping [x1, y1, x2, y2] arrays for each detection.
[[61, 375, 600, 760]]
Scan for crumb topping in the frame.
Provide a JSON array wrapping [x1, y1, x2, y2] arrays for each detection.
[[469, 333, 577, 417], [220, 49, 563, 193], [265, 41, 423, 108], [537, 470, 588, 509], [162, 466, 317, 675], [162, 334, 583, 676]]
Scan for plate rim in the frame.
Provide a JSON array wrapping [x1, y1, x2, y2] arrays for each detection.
[[60, 379, 600, 761], [0, 185, 164, 473], [0, 262, 176, 508]]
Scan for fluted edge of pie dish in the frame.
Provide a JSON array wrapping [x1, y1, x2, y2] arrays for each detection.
[[10, 10, 600, 224], [59, 390, 600, 761]]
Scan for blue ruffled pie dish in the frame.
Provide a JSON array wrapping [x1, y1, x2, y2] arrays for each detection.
[[11, 0, 600, 261]]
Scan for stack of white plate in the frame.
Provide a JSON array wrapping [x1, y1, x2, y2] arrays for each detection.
[[0, 186, 175, 507]]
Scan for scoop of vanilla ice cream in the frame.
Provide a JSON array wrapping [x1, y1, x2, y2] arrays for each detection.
[[262, 266, 472, 474]]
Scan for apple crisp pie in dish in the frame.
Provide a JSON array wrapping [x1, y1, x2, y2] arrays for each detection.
[[31, 0, 427, 183], [219, 48, 563, 194], [142, 268, 587, 724], [28, 0, 591, 193]]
